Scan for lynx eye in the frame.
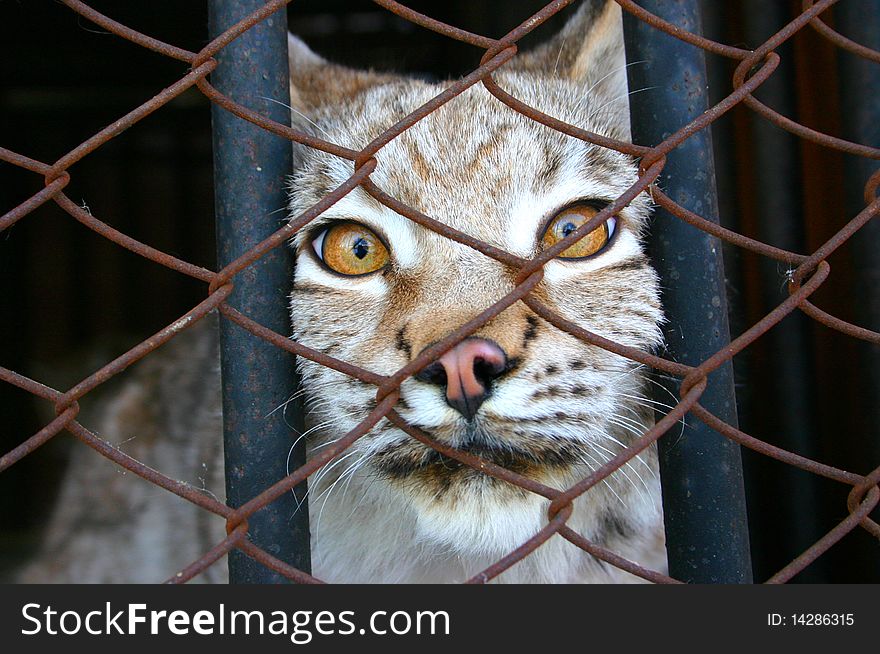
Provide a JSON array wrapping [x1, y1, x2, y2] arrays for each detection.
[[541, 204, 616, 259], [312, 222, 390, 276]]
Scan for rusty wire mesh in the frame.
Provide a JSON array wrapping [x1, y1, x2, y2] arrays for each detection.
[[1, 0, 879, 584]]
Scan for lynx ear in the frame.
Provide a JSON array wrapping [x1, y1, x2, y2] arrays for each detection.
[[287, 33, 398, 114], [513, 0, 628, 101]]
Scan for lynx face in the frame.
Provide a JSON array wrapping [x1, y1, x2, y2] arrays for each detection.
[[288, 1, 665, 582]]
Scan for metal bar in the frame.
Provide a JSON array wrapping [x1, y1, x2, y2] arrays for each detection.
[[736, 0, 825, 582], [208, 0, 310, 583], [835, 0, 880, 581], [622, 0, 753, 583]]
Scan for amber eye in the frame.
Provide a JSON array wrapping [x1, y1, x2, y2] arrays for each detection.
[[312, 222, 390, 276], [541, 204, 616, 259]]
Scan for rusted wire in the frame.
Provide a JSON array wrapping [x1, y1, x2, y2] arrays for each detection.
[[2, 0, 879, 585]]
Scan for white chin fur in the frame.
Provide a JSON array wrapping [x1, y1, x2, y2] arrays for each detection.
[[410, 487, 548, 557]]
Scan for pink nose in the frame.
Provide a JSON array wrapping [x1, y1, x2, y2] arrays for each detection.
[[415, 338, 508, 420]]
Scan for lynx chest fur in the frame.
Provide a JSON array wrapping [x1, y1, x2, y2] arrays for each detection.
[[21, 0, 666, 584]]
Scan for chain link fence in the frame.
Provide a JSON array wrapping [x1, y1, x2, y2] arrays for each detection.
[[1, 0, 878, 583]]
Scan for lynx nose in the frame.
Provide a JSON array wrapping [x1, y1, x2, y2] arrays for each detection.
[[414, 338, 508, 421]]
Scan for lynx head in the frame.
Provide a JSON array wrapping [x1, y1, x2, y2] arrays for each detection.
[[287, 0, 664, 581]]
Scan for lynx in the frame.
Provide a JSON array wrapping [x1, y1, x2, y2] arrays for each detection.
[[19, 0, 666, 584]]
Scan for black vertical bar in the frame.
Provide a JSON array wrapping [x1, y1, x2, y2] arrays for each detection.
[[835, 0, 880, 581], [622, 1, 753, 583], [737, 0, 824, 582], [208, 0, 310, 583], [701, 0, 827, 582]]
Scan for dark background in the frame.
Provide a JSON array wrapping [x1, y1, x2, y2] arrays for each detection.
[[1, 0, 877, 582]]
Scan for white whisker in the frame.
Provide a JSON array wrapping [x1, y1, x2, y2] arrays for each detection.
[[584, 59, 648, 98], [259, 95, 333, 139], [576, 450, 626, 508], [553, 37, 567, 76], [590, 440, 650, 499]]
